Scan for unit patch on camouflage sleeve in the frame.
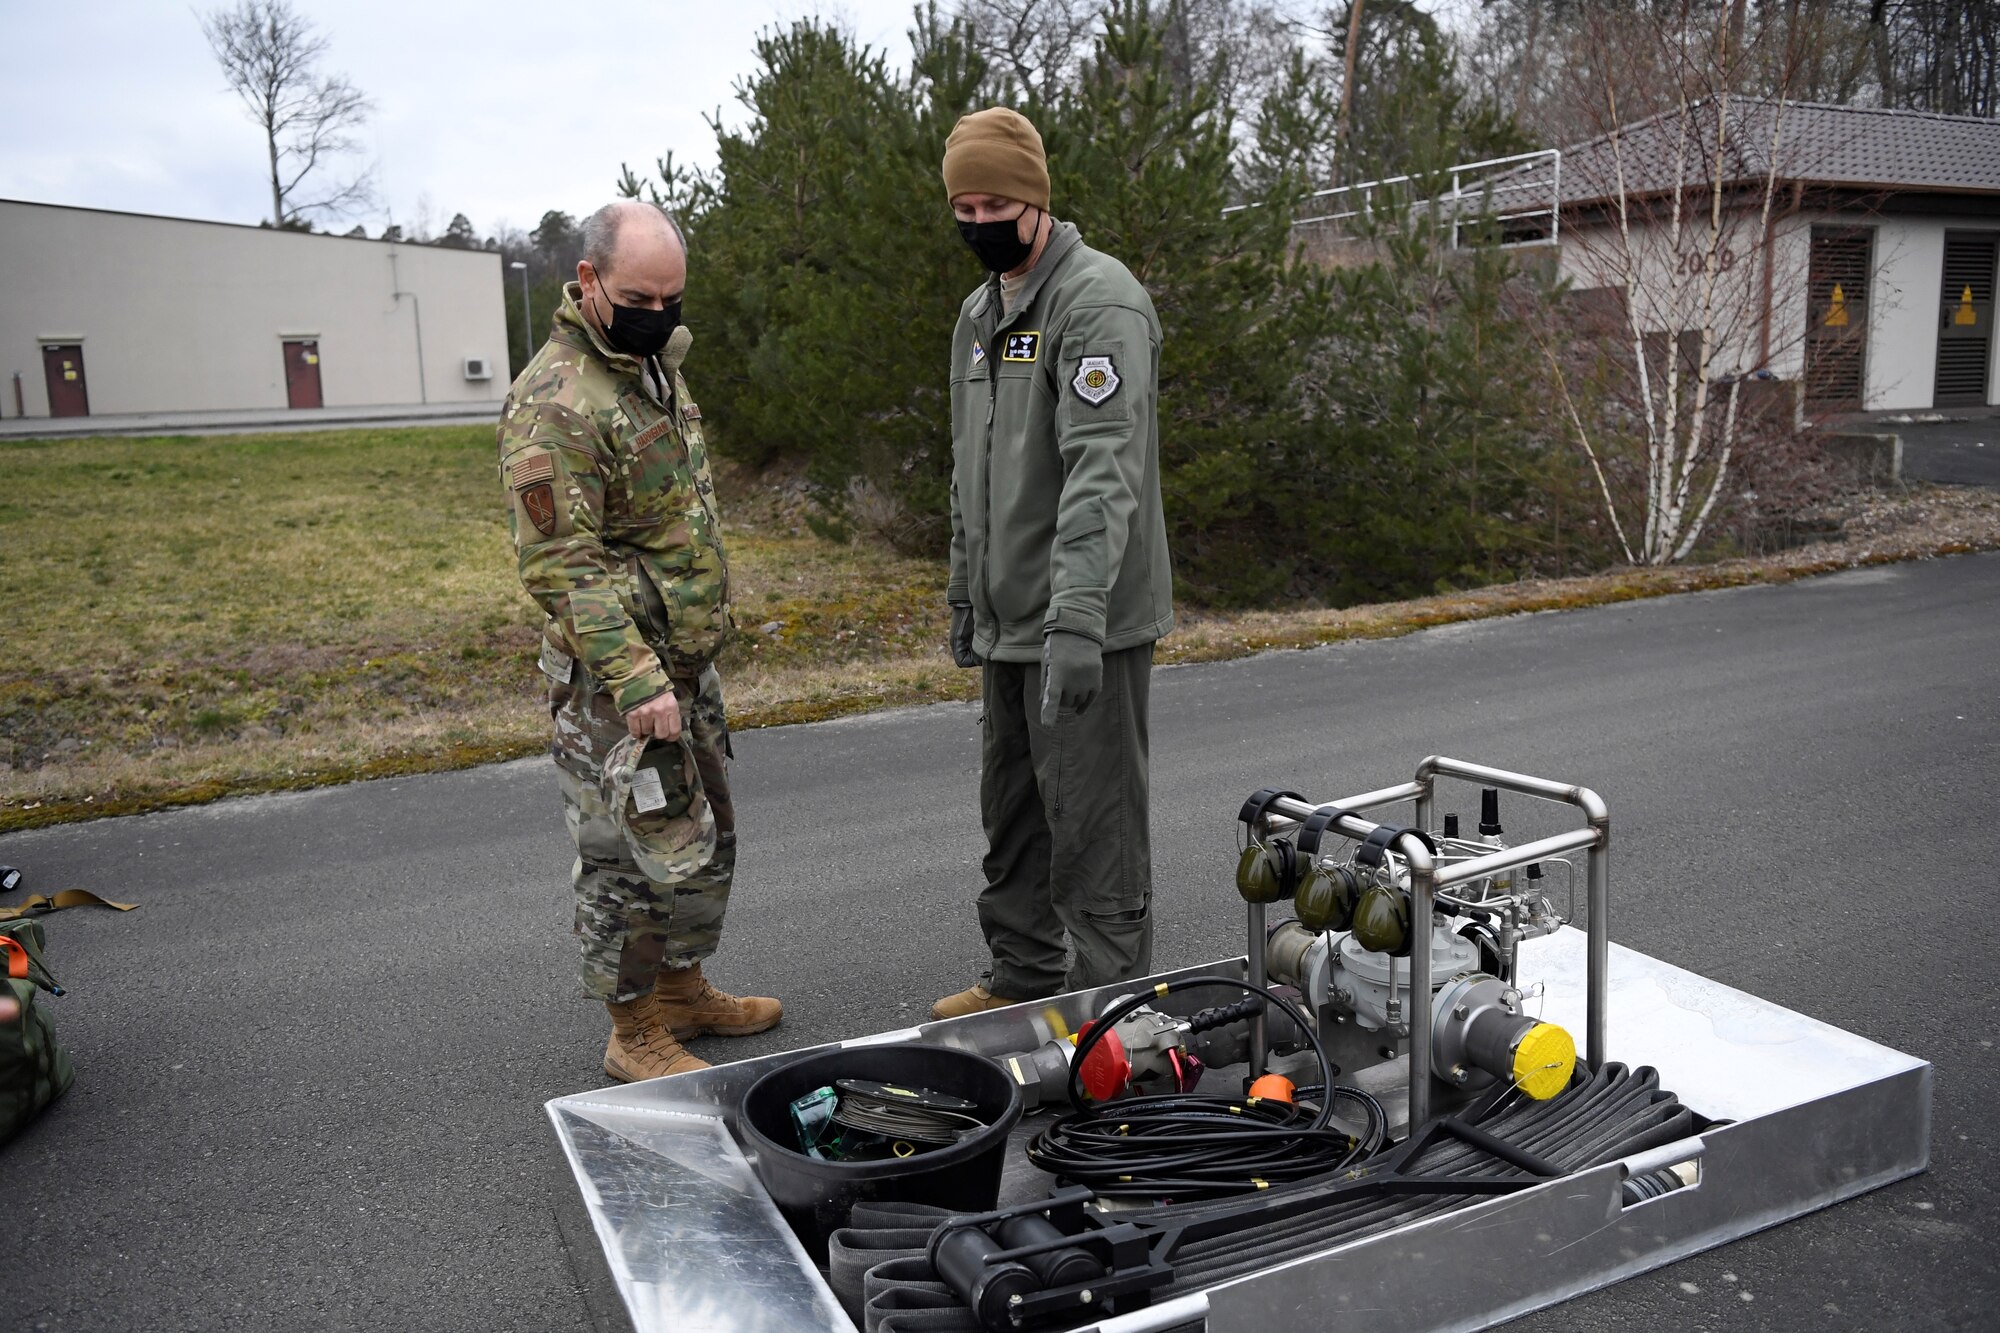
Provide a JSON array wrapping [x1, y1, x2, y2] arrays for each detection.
[[1073, 355, 1120, 405], [1003, 332, 1040, 362], [513, 452, 559, 536]]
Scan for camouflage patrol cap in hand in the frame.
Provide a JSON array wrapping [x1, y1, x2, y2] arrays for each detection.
[[601, 733, 718, 883]]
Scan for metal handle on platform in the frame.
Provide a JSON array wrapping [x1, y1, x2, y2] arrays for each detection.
[[1618, 1135, 1707, 1181]]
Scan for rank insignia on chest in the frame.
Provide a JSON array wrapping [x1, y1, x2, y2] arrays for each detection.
[[970, 340, 986, 367], [1003, 331, 1041, 362], [1073, 354, 1120, 405]]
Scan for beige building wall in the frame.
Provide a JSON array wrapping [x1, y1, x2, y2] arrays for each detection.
[[1554, 211, 1817, 384], [1556, 206, 1999, 413], [0, 200, 507, 417]]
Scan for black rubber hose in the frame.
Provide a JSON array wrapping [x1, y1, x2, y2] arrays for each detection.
[[1027, 976, 1361, 1199]]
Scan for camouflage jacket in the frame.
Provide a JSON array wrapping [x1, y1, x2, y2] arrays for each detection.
[[497, 284, 731, 713]]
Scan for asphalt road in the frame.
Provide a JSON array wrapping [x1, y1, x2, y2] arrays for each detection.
[[1892, 415, 2000, 487], [3, 553, 1995, 1333]]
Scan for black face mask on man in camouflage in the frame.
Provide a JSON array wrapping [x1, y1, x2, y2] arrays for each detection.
[[587, 277, 682, 359]]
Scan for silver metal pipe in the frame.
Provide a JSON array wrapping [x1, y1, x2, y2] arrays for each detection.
[[1404, 837, 1438, 1128], [1435, 828, 1601, 888], [1618, 1135, 1706, 1181], [1257, 783, 1424, 840], [1588, 834, 1610, 1070], [1258, 788, 1422, 852], [1318, 781, 1427, 814], [1085, 1292, 1211, 1333], [1416, 755, 1601, 812], [1247, 899, 1268, 1077], [1418, 757, 1611, 1075]]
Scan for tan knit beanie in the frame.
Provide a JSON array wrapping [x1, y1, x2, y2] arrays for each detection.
[[942, 108, 1050, 210]]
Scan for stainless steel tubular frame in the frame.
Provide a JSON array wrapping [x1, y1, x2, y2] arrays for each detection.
[[1243, 759, 1608, 1131]]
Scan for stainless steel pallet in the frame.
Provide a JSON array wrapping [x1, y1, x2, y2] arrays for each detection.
[[547, 759, 1929, 1333]]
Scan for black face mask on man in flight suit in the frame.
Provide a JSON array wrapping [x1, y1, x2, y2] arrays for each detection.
[[957, 205, 1041, 275]]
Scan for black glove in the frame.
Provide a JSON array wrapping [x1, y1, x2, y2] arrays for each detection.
[[1040, 630, 1103, 727], [949, 602, 980, 668]]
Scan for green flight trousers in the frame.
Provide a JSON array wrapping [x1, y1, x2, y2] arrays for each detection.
[[978, 642, 1154, 1000]]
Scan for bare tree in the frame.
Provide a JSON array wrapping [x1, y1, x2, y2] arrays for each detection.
[[199, 0, 376, 227], [957, 0, 1101, 102], [1540, 3, 1853, 564]]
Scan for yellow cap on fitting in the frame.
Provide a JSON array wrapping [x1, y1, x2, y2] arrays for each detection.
[[1512, 1022, 1577, 1100]]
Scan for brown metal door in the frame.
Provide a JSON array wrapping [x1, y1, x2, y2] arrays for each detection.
[[1935, 231, 1997, 408], [1804, 226, 1872, 413], [41, 344, 89, 417], [283, 339, 324, 409]]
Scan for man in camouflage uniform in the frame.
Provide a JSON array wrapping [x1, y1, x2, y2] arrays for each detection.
[[498, 200, 781, 1082]]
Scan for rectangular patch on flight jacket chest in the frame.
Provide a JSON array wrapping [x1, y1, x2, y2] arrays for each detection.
[[1002, 331, 1041, 362]]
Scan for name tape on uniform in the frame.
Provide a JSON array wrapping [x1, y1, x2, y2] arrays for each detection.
[[1003, 332, 1041, 362]]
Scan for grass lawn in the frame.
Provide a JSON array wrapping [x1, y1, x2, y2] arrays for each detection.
[[0, 425, 961, 827], [2, 423, 1995, 831]]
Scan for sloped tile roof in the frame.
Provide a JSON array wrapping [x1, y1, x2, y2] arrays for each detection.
[[1548, 98, 2000, 204]]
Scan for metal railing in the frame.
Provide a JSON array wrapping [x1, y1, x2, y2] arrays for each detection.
[[1226, 148, 1562, 249]]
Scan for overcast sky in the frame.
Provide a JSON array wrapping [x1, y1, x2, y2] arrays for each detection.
[[0, 1, 931, 238], [1, 1, 1470, 239]]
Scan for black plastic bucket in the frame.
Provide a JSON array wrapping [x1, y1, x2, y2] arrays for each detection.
[[738, 1044, 1023, 1260]]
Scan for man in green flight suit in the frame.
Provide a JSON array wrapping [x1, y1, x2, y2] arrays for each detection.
[[933, 109, 1177, 1020], [498, 200, 781, 1081]]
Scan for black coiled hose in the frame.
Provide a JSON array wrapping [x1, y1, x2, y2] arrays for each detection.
[[1024, 975, 1386, 1200]]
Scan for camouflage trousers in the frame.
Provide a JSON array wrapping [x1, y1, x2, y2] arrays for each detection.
[[548, 659, 737, 1003]]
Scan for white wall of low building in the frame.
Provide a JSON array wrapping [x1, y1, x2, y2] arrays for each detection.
[[1556, 207, 1998, 412], [1555, 209, 1810, 382], [0, 200, 507, 417]]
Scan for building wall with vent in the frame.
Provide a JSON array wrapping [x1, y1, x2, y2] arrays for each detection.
[[0, 200, 507, 418], [1556, 206, 1998, 415]]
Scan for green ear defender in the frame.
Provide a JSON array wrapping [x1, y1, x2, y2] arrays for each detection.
[[1236, 787, 1310, 904], [1350, 882, 1414, 956], [1236, 838, 1302, 904], [1294, 863, 1362, 933], [1236, 843, 1279, 902]]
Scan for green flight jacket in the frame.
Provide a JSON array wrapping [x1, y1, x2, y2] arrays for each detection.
[[497, 284, 732, 713], [948, 222, 1175, 662]]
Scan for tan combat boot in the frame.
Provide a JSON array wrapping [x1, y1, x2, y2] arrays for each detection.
[[930, 983, 1023, 1021], [603, 996, 709, 1083], [652, 963, 783, 1039]]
